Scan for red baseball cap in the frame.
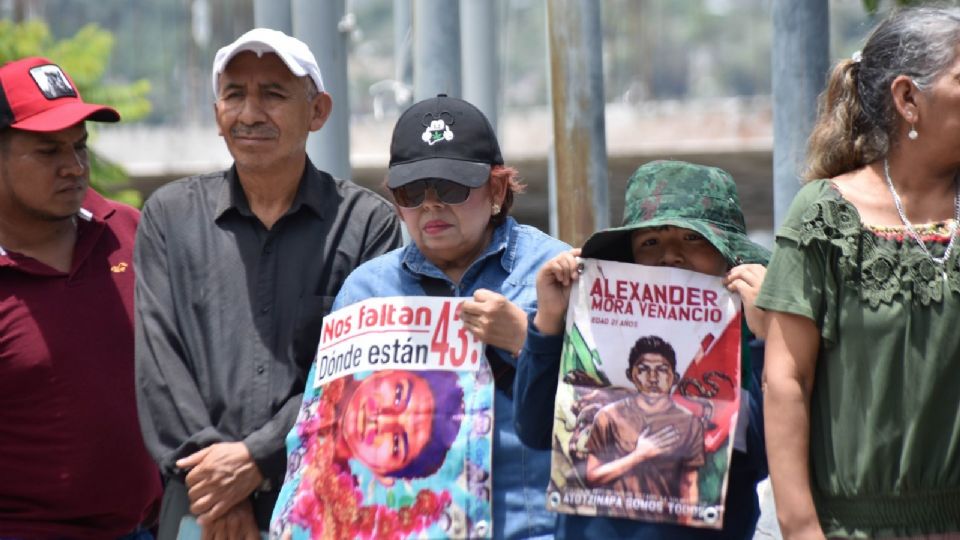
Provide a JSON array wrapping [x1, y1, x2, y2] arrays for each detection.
[[0, 56, 119, 132]]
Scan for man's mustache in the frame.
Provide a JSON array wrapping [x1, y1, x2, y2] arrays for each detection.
[[230, 125, 279, 138]]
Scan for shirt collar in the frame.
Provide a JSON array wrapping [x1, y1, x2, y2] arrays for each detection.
[[0, 189, 111, 263], [400, 217, 519, 279], [77, 189, 114, 221], [214, 159, 329, 222]]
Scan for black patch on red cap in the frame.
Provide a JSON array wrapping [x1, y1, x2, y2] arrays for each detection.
[[28, 64, 77, 100]]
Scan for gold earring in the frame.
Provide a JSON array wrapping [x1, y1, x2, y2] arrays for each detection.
[[491, 204, 501, 216]]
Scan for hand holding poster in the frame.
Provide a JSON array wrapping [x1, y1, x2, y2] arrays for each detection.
[[273, 297, 493, 540], [547, 259, 741, 529]]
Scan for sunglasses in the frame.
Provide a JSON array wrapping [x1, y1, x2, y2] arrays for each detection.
[[391, 179, 472, 208]]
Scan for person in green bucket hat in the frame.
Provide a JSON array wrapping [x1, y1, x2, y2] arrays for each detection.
[[513, 160, 770, 539], [580, 160, 770, 265]]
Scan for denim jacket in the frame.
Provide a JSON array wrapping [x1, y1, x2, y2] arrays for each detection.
[[273, 218, 569, 539]]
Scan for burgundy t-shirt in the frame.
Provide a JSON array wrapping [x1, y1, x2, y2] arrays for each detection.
[[0, 190, 161, 539]]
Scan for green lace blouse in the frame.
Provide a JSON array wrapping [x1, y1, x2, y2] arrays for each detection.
[[756, 180, 960, 538]]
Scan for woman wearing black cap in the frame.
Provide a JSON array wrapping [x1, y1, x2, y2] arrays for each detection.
[[271, 95, 569, 539]]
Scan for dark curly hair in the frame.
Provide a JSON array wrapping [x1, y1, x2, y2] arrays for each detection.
[[386, 370, 464, 479], [625, 335, 677, 381]]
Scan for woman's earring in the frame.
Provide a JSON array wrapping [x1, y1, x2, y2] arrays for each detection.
[[491, 204, 501, 216], [908, 124, 919, 140]]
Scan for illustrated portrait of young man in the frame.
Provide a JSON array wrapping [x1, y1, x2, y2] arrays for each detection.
[[584, 336, 705, 509]]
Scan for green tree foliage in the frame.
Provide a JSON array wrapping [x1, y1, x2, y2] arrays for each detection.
[[0, 19, 151, 206], [41, 0, 252, 127]]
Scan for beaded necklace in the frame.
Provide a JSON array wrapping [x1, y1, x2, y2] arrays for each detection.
[[882, 158, 960, 281]]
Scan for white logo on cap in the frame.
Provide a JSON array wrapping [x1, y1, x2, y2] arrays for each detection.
[[28, 65, 77, 100], [422, 119, 454, 146]]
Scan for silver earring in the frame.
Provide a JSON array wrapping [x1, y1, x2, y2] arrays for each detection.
[[908, 124, 918, 140], [491, 204, 501, 216]]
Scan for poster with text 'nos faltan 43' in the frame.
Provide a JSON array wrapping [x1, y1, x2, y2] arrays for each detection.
[[547, 259, 741, 529], [271, 297, 494, 540]]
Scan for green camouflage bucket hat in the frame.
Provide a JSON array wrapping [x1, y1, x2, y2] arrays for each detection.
[[581, 160, 770, 266]]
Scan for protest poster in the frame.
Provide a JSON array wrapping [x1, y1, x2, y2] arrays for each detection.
[[273, 297, 493, 540], [546, 259, 741, 529]]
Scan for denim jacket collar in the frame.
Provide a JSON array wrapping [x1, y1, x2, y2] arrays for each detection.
[[400, 217, 519, 283]]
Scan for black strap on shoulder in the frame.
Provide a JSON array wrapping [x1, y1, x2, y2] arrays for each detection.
[[419, 275, 515, 397]]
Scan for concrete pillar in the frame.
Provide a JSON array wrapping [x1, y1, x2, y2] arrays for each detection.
[[460, 0, 499, 130], [772, 0, 829, 228], [254, 0, 292, 34], [547, 0, 609, 247], [413, 0, 461, 100], [293, 0, 351, 180], [394, 0, 413, 89]]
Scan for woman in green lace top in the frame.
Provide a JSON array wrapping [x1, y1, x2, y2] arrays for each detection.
[[757, 7, 960, 539]]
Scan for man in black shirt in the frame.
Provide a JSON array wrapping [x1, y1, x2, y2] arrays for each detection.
[[134, 28, 402, 539]]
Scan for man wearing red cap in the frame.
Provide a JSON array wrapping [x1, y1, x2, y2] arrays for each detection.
[[0, 57, 162, 539]]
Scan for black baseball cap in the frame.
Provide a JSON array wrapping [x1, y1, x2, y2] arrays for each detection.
[[387, 94, 503, 189]]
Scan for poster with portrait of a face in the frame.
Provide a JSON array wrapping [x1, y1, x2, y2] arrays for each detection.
[[271, 297, 494, 540], [547, 259, 741, 528]]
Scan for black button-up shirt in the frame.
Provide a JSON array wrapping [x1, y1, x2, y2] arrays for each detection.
[[134, 160, 401, 498]]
